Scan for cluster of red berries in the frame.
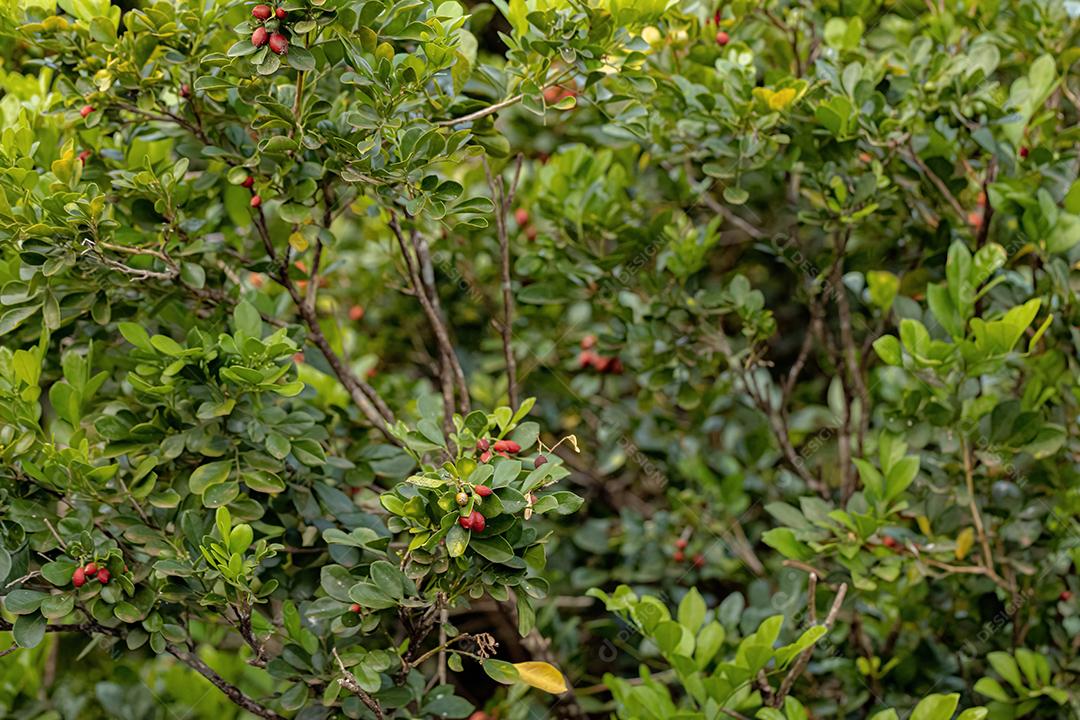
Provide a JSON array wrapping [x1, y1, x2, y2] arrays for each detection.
[[240, 173, 262, 208], [672, 538, 705, 567], [72, 561, 111, 588], [459, 509, 486, 532], [577, 335, 623, 374], [476, 437, 521, 463], [514, 208, 538, 242], [250, 4, 289, 55]]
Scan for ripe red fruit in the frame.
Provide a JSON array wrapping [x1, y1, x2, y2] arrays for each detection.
[[534, 455, 548, 468], [474, 485, 493, 497], [79, 105, 93, 118], [77, 150, 91, 163], [692, 554, 705, 568], [1019, 146, 1029, 159], [458, 514, 472, 529], [97, 569, 111, 584], [72, 567, 86, 587], [578, 350, 597, 369], [675, 538, 688, 550], [580, 335, 597, 349], [252, 4, 272, 19], [716, 30, 730, 46], [673, 550, 685, 562], [269, 33, 288, 55], [180, 84, 191, 99], [882, 536, 899, 549], [83, 562, 98, 576], [242, 176, 255, 189], [514, 208, 529, 225], [476, 438, 490, 452], [525, 226, 538, 242], [252, 27, 269, 46], [250, 195, 262, 208], [469, 510, 485, 532], [1061, 591, 1073, 602], [276, 7, 286, 19], [492, 439, 521, 454], [349, 603, 361, 613], [349, 305, 365, 321], [479, 450, 492, 463], [543, 85, 564, 104]]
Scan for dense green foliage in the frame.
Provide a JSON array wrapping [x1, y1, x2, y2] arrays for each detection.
[[1, 0, 1079, 719]]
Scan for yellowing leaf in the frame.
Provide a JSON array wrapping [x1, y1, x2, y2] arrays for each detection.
[[512, 661, 567, 694], [288, 232, 309, 252], [768, 87, 797, 110], [917, 515, 932, 537], [955, 527, 975, 560]]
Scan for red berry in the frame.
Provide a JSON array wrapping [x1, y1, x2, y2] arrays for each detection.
[[514, 208, 529, 225], [252, 4, 272, 19], [476, 438, 490, 452], [459, 514, 473, 530], [580, 335, 597, 349], [469, 510, 485, 533], [479, 450, 492, 463], [79, 105, 93, 118], [252, 27, 269, 46], [1019, 146, 1029, 159], [692, 554, 705, 568], [275, 7, 286, 19], [83, 562, 98, 576], [1061, 591, 1073, 602], [882, 536, 899, 549], [675, 538, 688, 550], [349, 603, 361, 613], [673, 551, 685, 562], [269, 33, 288, 55], [525, 226, 537, 242], [349, 305, 364, 321], [242, 176, 255, 188], [250, 195, 262, 208], [77, 150, 91, 163], [72, 567, 86, 587], [474, 485, 493, 497], [492, 439, 521, 454], [577, 350, 597, 369], [534, 455, 548, 468], [97, 569, 111, 584], [180, 84, 191, 98], [716, 30, 730, 45]]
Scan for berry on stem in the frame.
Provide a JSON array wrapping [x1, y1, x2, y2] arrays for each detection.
[[474, 485, 493, 497], [534, 455, 548, 468], [250, 195, 262, 208], [349, 305, 364, 321], [80, 105, 94, 118], [72, 567, 86, 587], [673, 550, 685, 562], [692, 554, 705, 568], [468, 510, 485, 532], [84, 562, 98, 576], [252, 27, 269, 47], [78, 150, 91, 163], [242, 176, 255, 189], [1019, 146, 1029, 159], [275, 6, 287, 19], [476, 438, 490, 452], [349, 603, 361, 613], [269, 33, 289, 55], [97, 569, 111, 584], [252, 4, 272, 19], [675, 538, 688, 550], [455, 492, 469, 507], [492, 439, 520, 454], [514, 208, 529, 225], [180, 84, 191, 99], [716, 30, 730, 46], [1060, 590, 1072, 602]]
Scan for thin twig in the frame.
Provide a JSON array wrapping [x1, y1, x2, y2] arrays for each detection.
[[332, 648, 385, 720], [773, 579, 848, 706]]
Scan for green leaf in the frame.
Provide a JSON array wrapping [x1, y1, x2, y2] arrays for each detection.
[[189, 461, 231, 494], [677, 588, 706, 633]]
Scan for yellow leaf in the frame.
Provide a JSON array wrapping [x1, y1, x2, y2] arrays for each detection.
[[768, 87, 797, 111], [955, 527, 974, 560], [512, 661, 567, 694], [916, 515, 932, 537], [289, 232, 309, 252]]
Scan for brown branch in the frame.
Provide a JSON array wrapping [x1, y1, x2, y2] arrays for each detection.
[[772, 579, 848, 706], [907, 142, 966, 220], [252, 210, 396, 440], [831, 231, 871, 486], [485, 155, 524, 410], [961, 438, 1003, 586], [332, 648, 385, 720], [436, 93, 525, 126], [389, 212, 470, 414], [168, 644, 285, 720]]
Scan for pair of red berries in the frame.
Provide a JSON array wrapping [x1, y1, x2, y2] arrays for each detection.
[[251, 5, 289, 54], [459, 510, 486, 532], [72, 562, 110, 588]]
